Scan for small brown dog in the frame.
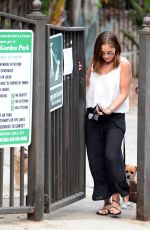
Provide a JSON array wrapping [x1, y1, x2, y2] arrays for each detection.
[[122, 164, 137, 208], [14, 146, 28, 190], [125, 164, 137, 184]]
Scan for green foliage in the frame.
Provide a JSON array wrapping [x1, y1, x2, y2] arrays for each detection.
[[95, 1, 102, 9], [120, 30, 139, 48], [128, 0, 150, 29], [122, 0, 150, 49], [41, 0, 50, 15], [145, 0, 150, 12], [128, 0, 145, 29]]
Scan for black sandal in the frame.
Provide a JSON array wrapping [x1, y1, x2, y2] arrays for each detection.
[[96, 202, 111, 216], [110, 200, 121, 216]]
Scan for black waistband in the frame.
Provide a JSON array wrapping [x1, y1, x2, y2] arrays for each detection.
[[86, 107, 123, 117]]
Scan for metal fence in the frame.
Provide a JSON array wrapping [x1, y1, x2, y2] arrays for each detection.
[[44, 25, 86, 212], [0, 9, 86, 220], [0, 11, 36, 215]]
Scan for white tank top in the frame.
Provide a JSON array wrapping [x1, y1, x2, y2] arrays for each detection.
[[86, 65, 129, 113]]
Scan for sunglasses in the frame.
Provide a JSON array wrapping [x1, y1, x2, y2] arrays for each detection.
[[101, 52, 115, 57]]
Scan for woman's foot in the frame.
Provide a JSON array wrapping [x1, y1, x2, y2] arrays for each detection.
[[96, 202, 111, 216], [110, 200, 121, 215]]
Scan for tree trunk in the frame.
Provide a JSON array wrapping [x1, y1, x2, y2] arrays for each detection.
[[48, 0, 66, 25], [65, 0, 82, 26], [83, 0, 98, 24]]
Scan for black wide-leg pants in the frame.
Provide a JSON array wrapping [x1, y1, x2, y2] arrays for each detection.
[[86, 113, 129, 201]]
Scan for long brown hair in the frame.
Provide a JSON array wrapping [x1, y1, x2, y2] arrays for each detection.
[[93, 31, 121, 74]]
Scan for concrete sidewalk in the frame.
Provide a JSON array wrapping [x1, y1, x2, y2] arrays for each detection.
[[0, 188, 149, 230], [1, 108, 150, 230]]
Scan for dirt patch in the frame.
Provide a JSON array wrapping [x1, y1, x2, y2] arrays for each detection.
[[129, 77, 138, 109]]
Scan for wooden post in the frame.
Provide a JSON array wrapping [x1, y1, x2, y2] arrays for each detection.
[[137, 16, 150, 221]]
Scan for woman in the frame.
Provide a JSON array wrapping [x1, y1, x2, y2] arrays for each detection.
[[86, 31, 132, 216]]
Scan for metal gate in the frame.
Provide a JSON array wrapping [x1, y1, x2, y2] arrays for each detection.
[[0, 6, 86, 220], [44, 25, 86, 212], [0, 11, 37, 215], [0, 8, 48, 220]]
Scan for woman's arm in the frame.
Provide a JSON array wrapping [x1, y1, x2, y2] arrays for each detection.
[[86, 57, 93, 87], [97, 57, 132, 115]]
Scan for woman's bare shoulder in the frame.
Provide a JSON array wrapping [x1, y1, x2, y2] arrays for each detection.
[[89, 57, 93, 65], [120, 56, 131, 67], [120, 56, 132, 80]]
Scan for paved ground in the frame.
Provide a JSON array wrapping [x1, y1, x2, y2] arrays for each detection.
[[1, 107, 150, 230]]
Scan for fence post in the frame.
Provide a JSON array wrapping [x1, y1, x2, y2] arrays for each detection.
[[137, 16, 150, 221], [26, 0, 47, 221]]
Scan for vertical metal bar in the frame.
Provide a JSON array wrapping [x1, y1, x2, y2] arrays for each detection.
[[62, 31, 67, 199], [57, 107, 61, 201], [0, 148, 4, 206], [50, 30, 56, 203], [72, 31, 79, 194], [11, 19, 16, 29], [20, 147, 25, 206], [54, 30, 63, 202], [51, 110, 55, 203], [10, 147, 14, 207], [75, 31, 79, 193], [56, 26, 63, 200], [78, 30, 86, 193], [76, 32, 80, 192], [137, 17, 150, 221], [49, 28, 56, 204], [71, 31, 76, 193], [74, 31, 78, 193], [1, 17, 5, 28], [69, 31, 73, 195], [22, 22, 28, 29], [70, 31, 74, 194], [53, 83, 57, 202], [59, 104, 63, 200], [70, 31, 75, 196], [66, 31, 70, 197], [56, 31, 63, 201], [44, 25, 51, 213], [54, 109, 58, 202]]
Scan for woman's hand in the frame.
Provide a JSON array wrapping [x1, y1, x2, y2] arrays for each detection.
[[96, 104, 113, 115], [102, 107, 113, 115], [96, 104, 104, 115], [79, 61, 82, 71]]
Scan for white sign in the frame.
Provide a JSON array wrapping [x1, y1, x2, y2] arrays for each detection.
[[0, 30, 33, 147], [63, 47, 73, 75]]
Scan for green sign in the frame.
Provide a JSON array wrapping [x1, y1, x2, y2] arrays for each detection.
[[50, 33, 63, 112], [0, 30, 33, 147]]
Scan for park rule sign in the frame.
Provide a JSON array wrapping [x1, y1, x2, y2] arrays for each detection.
[[0, 30, 33, 147], [50, 33, 63, 112]]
